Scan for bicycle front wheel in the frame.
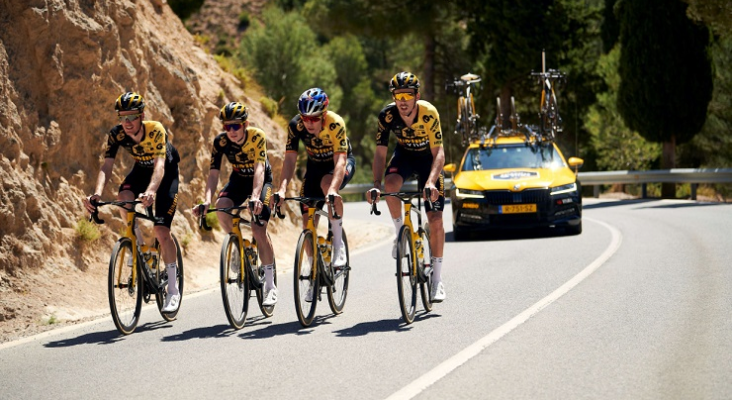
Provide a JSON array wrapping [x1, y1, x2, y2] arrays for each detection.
[[108, 238, 142, 335], [221, 234, 249, 330], [294, 230, 318, 327], [396, 226, 418, 324], [417, 227, 433, 312], [328, 229, 350, 314], [158, 234, 185, 321], [254, 233, 277, 318]]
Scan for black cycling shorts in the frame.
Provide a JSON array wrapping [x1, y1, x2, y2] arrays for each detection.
[[119, 164, 179, 228], [384, 152, 445, 212], [299, 154, 356, 213], [218, 175, 274, 222]]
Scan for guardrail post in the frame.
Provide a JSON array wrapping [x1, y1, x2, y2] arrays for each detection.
[[691, 183, 697, 200], [593, 185, 600, 198], [641, 183, 647, 199]]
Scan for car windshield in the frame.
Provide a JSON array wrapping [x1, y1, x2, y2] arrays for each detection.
[[461, 144, 565, 171]]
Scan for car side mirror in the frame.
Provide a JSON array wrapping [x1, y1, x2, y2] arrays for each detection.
[[444, 163, 456, 174], [568, 157, 584, 174]]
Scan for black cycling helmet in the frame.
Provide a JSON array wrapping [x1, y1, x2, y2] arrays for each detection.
[[219, 102, 249, 122], [297, 88, 329, 116], [115, 92, 145, 112], [389, 72, 420, 92]]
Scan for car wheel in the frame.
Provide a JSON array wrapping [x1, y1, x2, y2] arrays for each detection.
[[453, 225, 469, 241], [565, 221, 582, 235]]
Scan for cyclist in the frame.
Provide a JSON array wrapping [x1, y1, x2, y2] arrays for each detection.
[[366, 72, 447, 302], [274, 88, 356, 300], [82, 92, 182, 312], [192, 102, 278, 306]]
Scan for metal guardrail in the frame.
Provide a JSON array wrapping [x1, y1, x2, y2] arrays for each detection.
[[340, 168, 732, 200]]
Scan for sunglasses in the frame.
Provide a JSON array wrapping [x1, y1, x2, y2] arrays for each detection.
[[300, 114, 322, 123], [118, 113, 142, 123], [393, 92, 416, 101], [224, 123, 243, 132]]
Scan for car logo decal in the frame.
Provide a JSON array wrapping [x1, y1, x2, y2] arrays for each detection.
[[513, 184, 521, 191], [492, 171, 539, 180]]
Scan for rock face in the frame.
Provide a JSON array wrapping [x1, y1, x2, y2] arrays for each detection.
[[0, 0, 292, 339]]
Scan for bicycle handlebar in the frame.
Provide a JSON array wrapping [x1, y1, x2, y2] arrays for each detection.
[[89, 199, 151, 225], [197, 202, 263, 231], [273, 194, 341, 220], [368, 189, 433, 215]]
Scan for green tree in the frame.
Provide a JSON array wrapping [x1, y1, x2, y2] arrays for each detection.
[[684, 0, 732, 36], [238, 7, 338, 107], [586, 46, 661, 171], [456, 0, 603, 159], [617, 0, 713, 197]]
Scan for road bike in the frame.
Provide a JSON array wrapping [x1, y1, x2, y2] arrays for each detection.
[[90, 199, 184, 335], [530, 51, 565, 142], [369, 189, 433, 324], [273, 193, 350, 327], [447, 73, 482, 146], [198, 202, 277, 330]]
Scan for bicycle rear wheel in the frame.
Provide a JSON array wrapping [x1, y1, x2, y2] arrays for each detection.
[[328, 230, 350, 314], [417, 227, 433, 312], [108, 238, 142, 335], [221, 234, 249, 330], [294, 230, 318, 327], [254, 233, 277, 318], [396, 226, 418, 324], [158, 235, 184, 321]]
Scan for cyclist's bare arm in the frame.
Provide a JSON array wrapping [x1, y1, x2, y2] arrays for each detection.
[[368, 145, 389, 204], [193, 169, 220, 217], [250, 162, 266, 215], [275, 151, 298, 206], [425, 146, 445, 202], [140, 157, 165, 207], [328, 152, 347, 194], [84, 157, 115, 213]]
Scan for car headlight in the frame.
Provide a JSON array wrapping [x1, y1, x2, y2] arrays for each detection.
[[455, 188, 484, 199], [550, 182, 578, 195]]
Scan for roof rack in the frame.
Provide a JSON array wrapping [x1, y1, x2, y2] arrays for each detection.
[[473, 96, 553, 149]]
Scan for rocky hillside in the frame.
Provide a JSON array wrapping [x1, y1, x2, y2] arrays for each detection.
[[0, 0, 302, 340]]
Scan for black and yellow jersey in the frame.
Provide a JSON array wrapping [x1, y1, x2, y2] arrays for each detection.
[[286, 111, 352, 163], [104, 121, 179, 167], [210, 127, 272, 178], [376, 100, 443, 157]]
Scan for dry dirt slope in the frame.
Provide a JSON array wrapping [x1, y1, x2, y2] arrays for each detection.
[[0, 0, 388, 343]]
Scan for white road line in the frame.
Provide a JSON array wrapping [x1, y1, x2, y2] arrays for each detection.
[[384, 217, 623, 400]]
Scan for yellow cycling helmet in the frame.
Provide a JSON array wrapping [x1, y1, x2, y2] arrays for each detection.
[[219, 102, 249, 122], [389, 72, 420, 92], [115, 92, 145, 112]]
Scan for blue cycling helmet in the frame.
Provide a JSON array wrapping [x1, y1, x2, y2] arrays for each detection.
[[297, 88, 329, 116]]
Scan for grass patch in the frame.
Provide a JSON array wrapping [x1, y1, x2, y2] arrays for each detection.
[[260, 97, 278, 118], [74, 218, 101, 242]]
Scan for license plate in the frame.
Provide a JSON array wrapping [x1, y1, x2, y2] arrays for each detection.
[[499, 204, 537, 214]]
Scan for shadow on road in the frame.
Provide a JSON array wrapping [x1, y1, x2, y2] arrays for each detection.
[[239, 314, 339, 339], [447, 228, 572, 243], [43, 321, 170, 347], [334, 312, 440, 337]]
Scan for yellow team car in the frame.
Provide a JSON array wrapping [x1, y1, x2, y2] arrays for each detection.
[[444, 133, 583, 241]]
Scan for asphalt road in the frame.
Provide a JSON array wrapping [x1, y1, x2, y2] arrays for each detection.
[[2, 199, 731, 400]]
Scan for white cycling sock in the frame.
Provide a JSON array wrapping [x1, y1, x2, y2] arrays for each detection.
[[330, 217, 344, 250], [392, 217, 403, 236], [431, 257, 443, 283], [263, 264, 275, 290], [166, 262, 178, 295]]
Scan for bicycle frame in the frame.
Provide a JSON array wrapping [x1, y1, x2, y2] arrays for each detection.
[[448, 73, 482, 145]]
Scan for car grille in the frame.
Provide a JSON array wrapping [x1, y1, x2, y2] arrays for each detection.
[[481, 189, 550, 205]]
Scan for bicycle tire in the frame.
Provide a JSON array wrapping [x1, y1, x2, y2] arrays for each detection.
[[108, 238, 142, 335], [254, 234, 277, 317], [459, 96, 471, 143], [417, 227, 433, 312], [396, 225, 418, 324], [294, 230, 318, 327], [220, 234, 249, 330], [157, 234, 184, 321], [327, 229, 350, 314]]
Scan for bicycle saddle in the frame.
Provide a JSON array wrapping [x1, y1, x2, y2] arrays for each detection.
[[460, 73, 481, 82]]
